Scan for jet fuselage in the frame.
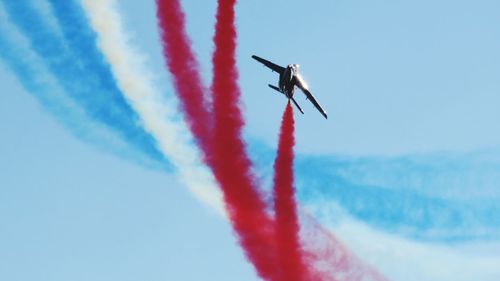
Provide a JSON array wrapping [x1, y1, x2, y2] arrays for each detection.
[[279, 64, 299, 99]]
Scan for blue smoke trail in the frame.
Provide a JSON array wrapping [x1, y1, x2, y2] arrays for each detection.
[[248, 141, 500, 241], [45, 0, 134, 122], [320, 151, 500, 201], [296, 153, 500, 241], [0, 5, 98, 142], [0, 9, 165, 169], [1, 0, 168, 168]]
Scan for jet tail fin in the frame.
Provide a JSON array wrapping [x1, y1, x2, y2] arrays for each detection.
[[291, 97, 304, 114]]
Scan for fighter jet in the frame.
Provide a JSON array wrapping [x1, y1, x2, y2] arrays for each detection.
[[252, 55, 328, 119]]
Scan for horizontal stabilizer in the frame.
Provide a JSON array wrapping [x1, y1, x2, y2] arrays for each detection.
[[268, 84, 283, 94]]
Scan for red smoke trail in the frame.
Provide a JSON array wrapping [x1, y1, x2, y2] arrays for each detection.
[[273, 102, 311, 281], [156, 1, 388, 280], [155, 0, 212, 152], [157, 0, 279, 279], [210, 0, 280, 279]]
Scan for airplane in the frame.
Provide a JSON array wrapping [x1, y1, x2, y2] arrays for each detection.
[[252, 55, 328, 119]]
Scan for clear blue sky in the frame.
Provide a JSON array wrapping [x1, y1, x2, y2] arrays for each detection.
[[2, 0, 500, 280]]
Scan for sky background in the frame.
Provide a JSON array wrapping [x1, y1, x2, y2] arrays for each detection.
[[1, 0, 500, 280]]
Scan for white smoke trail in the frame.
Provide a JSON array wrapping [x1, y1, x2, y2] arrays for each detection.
[[331, 216, 500, 281], [81, 0, 224, 214]]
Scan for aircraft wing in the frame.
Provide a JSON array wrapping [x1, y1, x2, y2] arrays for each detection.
[[252, 55, 285, 75], [295, 75, 328, 119]]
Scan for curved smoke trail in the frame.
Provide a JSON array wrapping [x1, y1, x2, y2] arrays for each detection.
[[156, 0, 280, 279], [210, 0, 282, 279], [247, 139, 500, 241], [1, 0, 165, 166], [0, 5, 84, 132], [81, 0, 224, 214], [0, 2, 158, 167], [154, 0, 212, 153], [294, 152, 500, 241]]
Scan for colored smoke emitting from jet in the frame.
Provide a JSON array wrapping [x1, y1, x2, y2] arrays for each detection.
[[156, 0, 386, 280], [273, 102, 311, 281]]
